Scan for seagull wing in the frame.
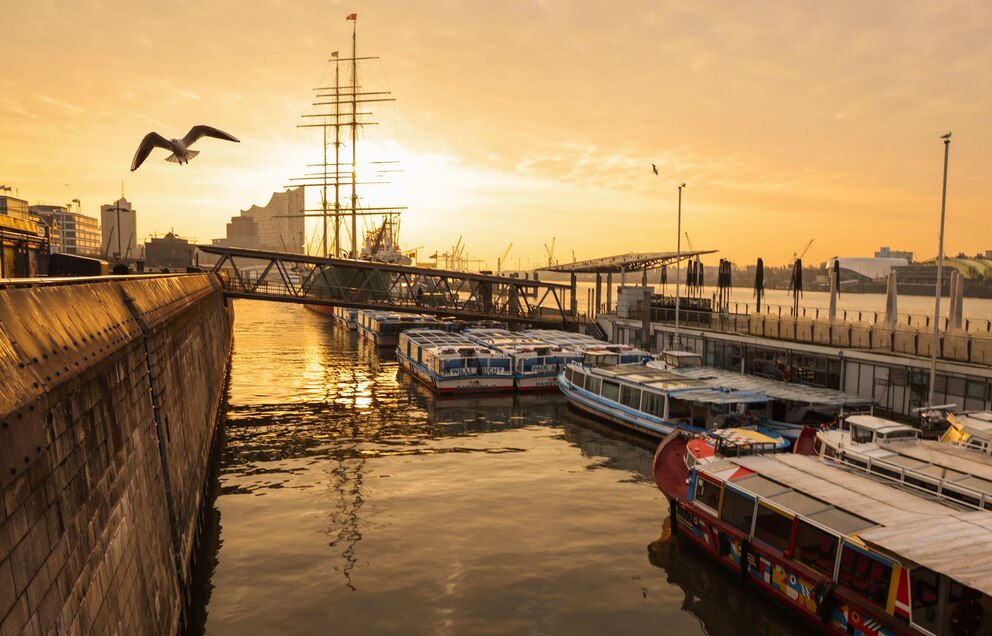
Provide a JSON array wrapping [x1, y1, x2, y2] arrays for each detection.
[[131, 132, 173, 171], [182, 125, 240, 146]]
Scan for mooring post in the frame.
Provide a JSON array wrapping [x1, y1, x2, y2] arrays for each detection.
[[570, 272, 578, 320], [595, 272, 602, 318]]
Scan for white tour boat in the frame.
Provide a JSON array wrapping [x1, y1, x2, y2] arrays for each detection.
[[396, 329, 514, 394], [357, 310, 440, 347]]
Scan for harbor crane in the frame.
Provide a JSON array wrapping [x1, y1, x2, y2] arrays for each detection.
[[793, 239, 814, 261], [497, 243, 513, 274], [544, 237, 557, 268]]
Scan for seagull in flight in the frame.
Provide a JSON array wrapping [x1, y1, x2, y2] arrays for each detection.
[[651, 163, 658, 175], [130, 125, 240, 171]]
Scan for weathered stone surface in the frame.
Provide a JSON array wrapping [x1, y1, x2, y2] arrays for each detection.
[[0, 274, 232, 635]]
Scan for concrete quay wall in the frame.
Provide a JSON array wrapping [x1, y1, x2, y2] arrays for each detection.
[[0, 274, 233, 635]]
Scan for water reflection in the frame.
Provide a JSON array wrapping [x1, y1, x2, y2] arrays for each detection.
[[192, 301, 806, 636], [648, 519, 810, 636]]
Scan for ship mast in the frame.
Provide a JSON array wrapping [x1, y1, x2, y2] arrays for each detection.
[[289, 13, 405, 260]]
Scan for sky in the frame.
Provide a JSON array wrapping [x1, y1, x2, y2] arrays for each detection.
[[2, 0, 991, 268]]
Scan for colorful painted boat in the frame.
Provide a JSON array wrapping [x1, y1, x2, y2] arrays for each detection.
[[654, 451, 992, 636]]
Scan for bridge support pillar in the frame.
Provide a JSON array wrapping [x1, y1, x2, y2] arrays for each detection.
[[606, 273, 613, 313], [570, 273, 577, 321], [595, 273, 602, 318]]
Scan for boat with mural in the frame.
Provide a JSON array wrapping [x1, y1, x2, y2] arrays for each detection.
[[396, 328, 514, 393], [655, 451, 992, 636]]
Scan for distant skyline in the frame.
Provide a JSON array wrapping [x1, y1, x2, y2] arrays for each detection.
[[2, 1, 990, 267]]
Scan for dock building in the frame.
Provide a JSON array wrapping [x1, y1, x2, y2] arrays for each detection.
[[0, 194, 49, 277], [30, 203, 101, 256]]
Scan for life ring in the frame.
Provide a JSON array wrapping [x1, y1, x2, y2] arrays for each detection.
[[812, 580, 837, 623], [951, 599, 984, 636]]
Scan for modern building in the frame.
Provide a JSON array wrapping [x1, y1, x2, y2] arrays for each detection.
[[212, 188, 304, 253], [30, 203, 101, 256], [874, 246, 914, 262], [144, 232, 195, 270], [100, 197, 137, 260], [0, 194, 49, 277]]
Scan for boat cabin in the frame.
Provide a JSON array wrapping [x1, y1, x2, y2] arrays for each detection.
[[842, 414, 920, 444], [654, 350, 704, 369], [686, 454, 992, 636], [941, 411, 992, 454]]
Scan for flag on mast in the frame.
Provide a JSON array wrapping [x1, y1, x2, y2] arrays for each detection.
[[331, 51, 338, 58], [346, 13, 357, 20]]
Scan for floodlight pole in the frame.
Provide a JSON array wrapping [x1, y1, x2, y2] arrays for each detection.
[[674, 183, 685, 348], [928, 133, 951, 407]]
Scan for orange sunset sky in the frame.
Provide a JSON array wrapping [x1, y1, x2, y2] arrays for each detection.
[[2, 0, 990, 268]]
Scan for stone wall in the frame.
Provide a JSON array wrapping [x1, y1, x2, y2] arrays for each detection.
[[0, 274, 232, 635]]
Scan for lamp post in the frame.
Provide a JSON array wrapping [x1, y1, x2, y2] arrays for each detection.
[[928, 133, 952, 407], [674, 183, 686, 348]]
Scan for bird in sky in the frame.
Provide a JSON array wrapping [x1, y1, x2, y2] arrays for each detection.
[[130, 125, 240, 171], [651, 163, 658, 175]]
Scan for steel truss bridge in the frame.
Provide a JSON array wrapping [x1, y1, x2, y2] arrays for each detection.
[[198, 245, 577, 327]]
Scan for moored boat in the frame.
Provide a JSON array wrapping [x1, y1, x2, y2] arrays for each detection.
[[815, 414, 992, 511], [940, 411, 992, 454], [465, 328, 582, 391], [657, 452, 992, 636], [558, 362, 781, 441], [357, 310, 440, 347], [396, 329, 514, 394], [524, 329, 652, 365]]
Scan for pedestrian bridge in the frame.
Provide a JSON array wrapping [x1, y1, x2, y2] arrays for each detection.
[[197, 245, 577, 327]]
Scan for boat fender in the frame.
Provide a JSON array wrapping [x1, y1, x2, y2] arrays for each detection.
[[812, 580, 837, 623], [668, 498, 679, 535], [738, 539, 751, 583]]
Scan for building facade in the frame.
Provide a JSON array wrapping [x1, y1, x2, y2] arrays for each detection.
[[30, 204, 101, 256], [100, 197, 138, 260], [0, 195, 49, 277], [144, 232, 195, 270], [214, 188, 304, 253]]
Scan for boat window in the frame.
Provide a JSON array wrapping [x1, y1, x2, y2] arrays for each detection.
[[944, 580, 987, 636], [869, 461, 902, 481], [642, 391, 665, 417], [601, 381, 620, 402], [904, 474, 940, 494], [851, 426, 874, 444], [573, 370, 586, 390], [753, 503, 793, 552], [882, 429, 919, 441], [585, 376, 602, 395], [838, 545, 892, 608], [793, 520, 837, 576], [942, 486, 981, 508], [720, 488, 755, 534], [910, 567, 941, 632], [693, 476, 721, 511], [620, 386, 641, 409], [564, 368, 573, 383]]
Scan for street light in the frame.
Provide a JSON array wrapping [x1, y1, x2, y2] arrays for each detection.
[[928, 132, 952, 407], [674, 183, 686, 348]]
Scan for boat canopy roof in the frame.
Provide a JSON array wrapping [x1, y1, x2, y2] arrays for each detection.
[[860, 512, 992, 597], [674, 367, 873, 408], [701, 454, 958, 536], [579, 363, 770, 403], [845, 414, 915, 434], [853, 439, 992, 491]]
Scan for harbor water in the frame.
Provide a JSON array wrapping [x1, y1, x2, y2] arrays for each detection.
[[191, 300, 810, 635]]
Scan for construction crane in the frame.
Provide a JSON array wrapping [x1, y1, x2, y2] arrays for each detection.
[[497, 243, 513, 274], [793, 239, 814, 261], [684, 232, 695, 252], [544, 237, 557, 268]]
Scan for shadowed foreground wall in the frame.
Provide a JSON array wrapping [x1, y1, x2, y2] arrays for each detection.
[[0, 274, 232, 634]]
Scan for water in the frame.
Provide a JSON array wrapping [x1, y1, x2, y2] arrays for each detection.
[[191, 300, 810, 635]]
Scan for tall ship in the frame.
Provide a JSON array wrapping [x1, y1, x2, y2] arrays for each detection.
[[295, 16, 413, 318]]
